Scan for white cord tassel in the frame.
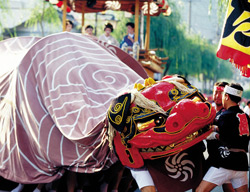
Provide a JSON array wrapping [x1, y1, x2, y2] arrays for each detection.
[[107, 122, 116, 151], [131, 89, 166, 114], [162, 80, 194, 95]]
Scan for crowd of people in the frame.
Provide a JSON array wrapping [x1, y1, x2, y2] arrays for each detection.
[[2, 19, 249, 192], [14, 80, 247, 192], [65, 19, 138, 54], [197, 82, 249, 192]]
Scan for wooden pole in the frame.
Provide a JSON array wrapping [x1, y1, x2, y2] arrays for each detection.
[[145, 0, 151, 50], [82, 1, 85, 28], [134, 0, 139, 42], [140, 11, 145, 49], [62, 0, 67, 31], [188, 0, 192, 33]]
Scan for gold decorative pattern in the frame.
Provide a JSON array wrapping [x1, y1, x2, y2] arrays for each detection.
[[108, 96, 128, 125]]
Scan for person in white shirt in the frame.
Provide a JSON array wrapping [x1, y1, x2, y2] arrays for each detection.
[[243, 100, 250, 116], [99, 23, 119, 47], [82, 25, 98, 41]]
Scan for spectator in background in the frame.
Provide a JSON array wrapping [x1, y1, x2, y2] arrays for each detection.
[[243, 100, 250, 117], [83, 25, 98, 40], [206, 81, 234, 192], [120, 22, 140, 60], [99, 23, 119, 47], [120, 22, 140, 49], [65, 19, 74, 32], [84, 25, 94, 36], [212, 82, 229, 113], [120, 22, 135, 48]]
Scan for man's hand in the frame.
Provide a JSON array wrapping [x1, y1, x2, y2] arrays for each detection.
[[141, 186, 157, 192], [206, 125, 219, 140], [212, 125, 219, 132], [206, 132, 219, 140]]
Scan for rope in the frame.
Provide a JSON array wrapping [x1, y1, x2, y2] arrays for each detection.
[[131, 89, 166, 114], [107, 122, 116, 151], [161, 78, 194, 94]]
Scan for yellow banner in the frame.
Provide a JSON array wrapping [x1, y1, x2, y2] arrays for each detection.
[[220, 0, 250, 56]]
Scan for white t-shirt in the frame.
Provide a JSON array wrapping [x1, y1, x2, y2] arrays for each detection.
[[98, 34, 119, 47], [243, 105, 250, 116]]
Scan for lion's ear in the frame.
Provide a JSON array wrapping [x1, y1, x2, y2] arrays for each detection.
[[107, 93, 131, 132], [176, 75, 191, 85]]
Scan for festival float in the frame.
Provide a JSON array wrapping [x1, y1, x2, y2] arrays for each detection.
[[0, 32, 215, 192], [3, 0, 248, 191], [48, 0, 171, 79]]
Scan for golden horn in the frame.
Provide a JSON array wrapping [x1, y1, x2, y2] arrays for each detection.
[[136, 83, 144, 91], [145, 77, 156, 86]]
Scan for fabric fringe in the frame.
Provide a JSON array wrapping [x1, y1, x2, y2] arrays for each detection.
[[131, 89, 166, 114], [163, 80, 194, 94], [107, 122, 117, 151]]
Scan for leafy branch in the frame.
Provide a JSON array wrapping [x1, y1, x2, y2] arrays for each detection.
[[25, 0, 60, 37]]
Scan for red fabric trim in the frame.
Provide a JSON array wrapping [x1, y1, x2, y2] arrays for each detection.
[[214, 86, 224, 92], [56, 1, 71, 12], [236, 113, 249, 136], [217, 44, 250, 66], [56, 1, 63, 7]]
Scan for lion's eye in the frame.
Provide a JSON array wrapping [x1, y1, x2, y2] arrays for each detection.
[[154, 115, 165, 126], [137, 115, 166, 131]]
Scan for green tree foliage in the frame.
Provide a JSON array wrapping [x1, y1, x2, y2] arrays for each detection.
[[209, 0, 229, 25], [243, 90, 250, 99], [0, 1, 5, 35], [148, 0, 232, 83], [112, 11, 131, 43], [215, 0, 229, 14], [0, 0, 11, 39], [25, 0, 60, 37]]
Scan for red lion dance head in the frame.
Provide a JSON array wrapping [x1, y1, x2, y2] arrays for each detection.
[[107, 75, 216, 168]]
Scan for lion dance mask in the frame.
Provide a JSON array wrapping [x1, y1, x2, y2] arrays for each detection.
[[107, 75, 216, 168]]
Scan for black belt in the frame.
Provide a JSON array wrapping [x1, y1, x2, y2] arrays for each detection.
[[228, 148, 246, 153]]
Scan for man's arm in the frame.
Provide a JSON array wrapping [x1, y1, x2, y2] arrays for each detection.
[[130, 167, 156, 192], [141, 186, 156, 192]]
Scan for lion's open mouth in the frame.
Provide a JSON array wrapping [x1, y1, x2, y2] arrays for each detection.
[[139, 125, 211, 153]]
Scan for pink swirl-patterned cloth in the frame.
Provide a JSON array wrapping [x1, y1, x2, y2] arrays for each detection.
[[0, 32, 146, 183]]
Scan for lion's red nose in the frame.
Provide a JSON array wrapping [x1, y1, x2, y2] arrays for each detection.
[[173, 122, 179, 128], [164, 99, 210, 133], [196, 102, 209, 116]]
